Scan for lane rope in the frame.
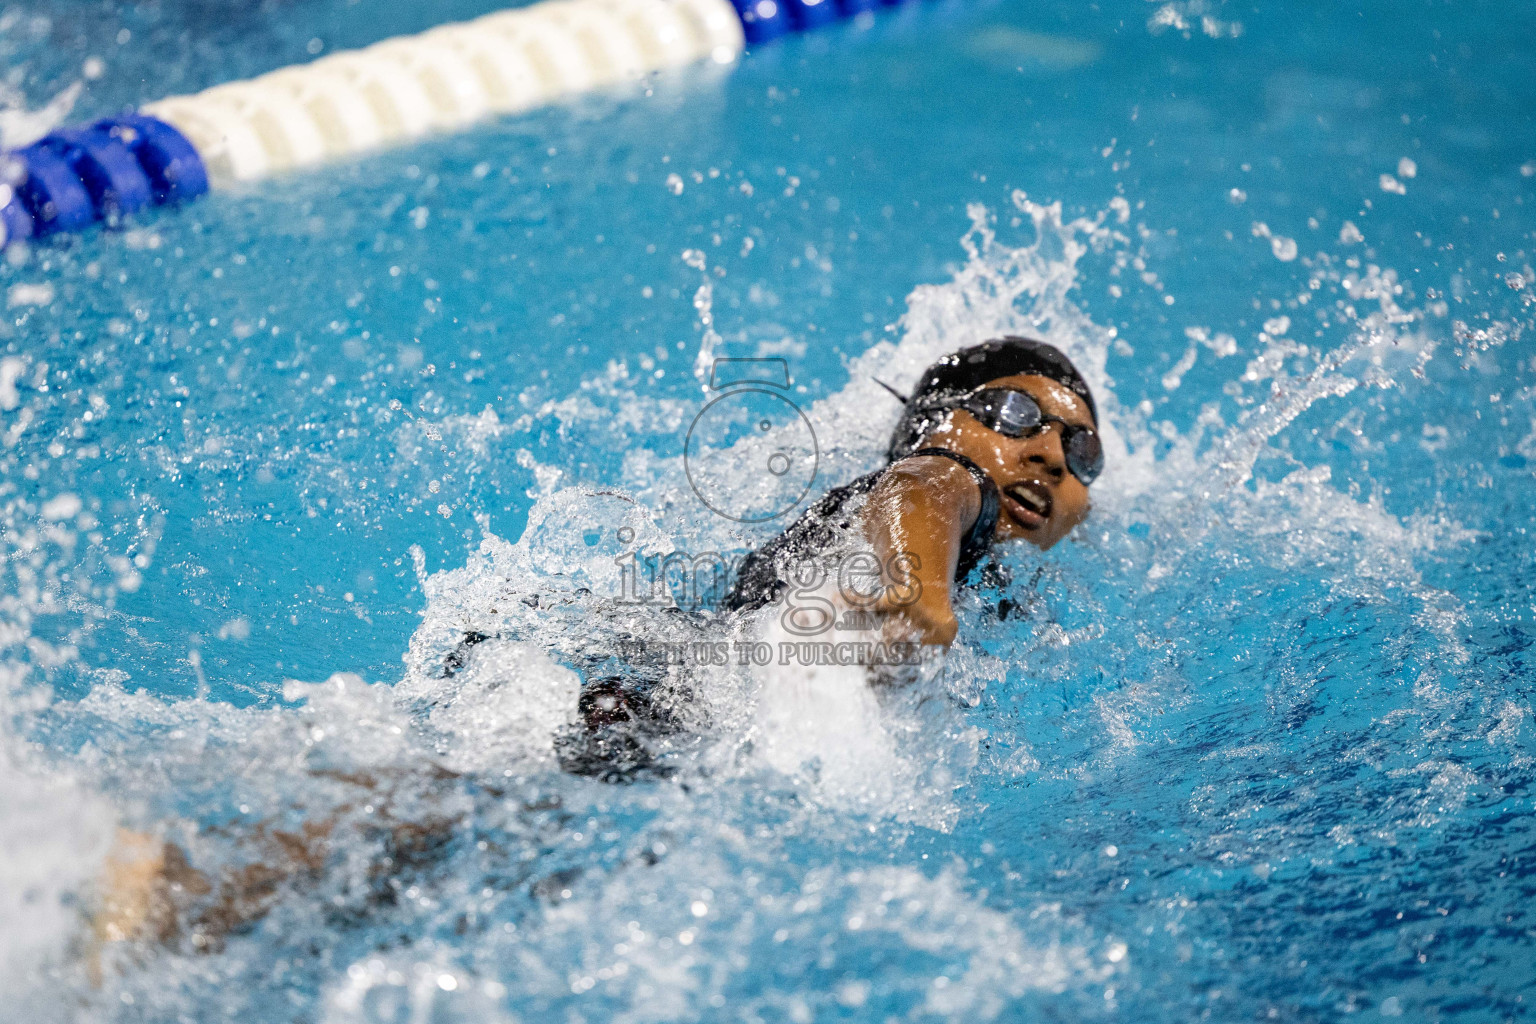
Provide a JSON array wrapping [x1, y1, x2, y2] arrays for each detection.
[[0, 0, 902, 245]]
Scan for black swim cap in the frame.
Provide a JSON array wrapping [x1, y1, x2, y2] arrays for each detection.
[[887, 337, 1098, 461]]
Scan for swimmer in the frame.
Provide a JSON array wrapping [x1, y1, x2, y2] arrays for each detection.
[[573, 337, 1101, 738], [85, 337, 1102, 960], [725, 335, 1102, 644]]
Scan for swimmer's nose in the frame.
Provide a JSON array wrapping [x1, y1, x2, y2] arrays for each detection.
[[1023, 425, 1068, 480]]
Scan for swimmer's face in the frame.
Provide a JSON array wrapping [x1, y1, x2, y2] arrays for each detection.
[[919, 373, 1095, 550]]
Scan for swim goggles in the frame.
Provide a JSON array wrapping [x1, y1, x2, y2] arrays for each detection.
[[957, 387, 1104, 485]]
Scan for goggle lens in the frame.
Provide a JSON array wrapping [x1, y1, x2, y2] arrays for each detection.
[[1065, 428, 1104, 485], [966, 389, 1043, 436], [988, 390, 1044, 435], [962, 388, 1103, 486]]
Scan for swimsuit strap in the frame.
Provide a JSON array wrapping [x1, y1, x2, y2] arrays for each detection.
[[905, 447, 1000, 579]]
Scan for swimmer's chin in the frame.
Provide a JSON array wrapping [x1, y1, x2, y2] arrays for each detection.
[[996, 495, 1086, 550], [1001, 522, 1061, 550]]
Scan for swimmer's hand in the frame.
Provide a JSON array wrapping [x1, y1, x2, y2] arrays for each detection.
[[861, 453, 983, 648]]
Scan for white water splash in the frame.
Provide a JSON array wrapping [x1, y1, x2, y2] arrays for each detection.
[[0, 182, 1502, 1020], [683, 248, 723, 388], [0, 80, 81, 151]]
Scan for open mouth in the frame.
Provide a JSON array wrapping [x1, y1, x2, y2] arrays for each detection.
[[1002, 480, 1053, 530]]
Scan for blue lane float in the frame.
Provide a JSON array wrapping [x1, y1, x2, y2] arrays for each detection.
[[730, 0, 793, 42], [0, 0, 918, 247], [41, 126, 153, 219], [104, 114, 210, 205], [12, 142, 95, 236], [4, 114, 214, 242]]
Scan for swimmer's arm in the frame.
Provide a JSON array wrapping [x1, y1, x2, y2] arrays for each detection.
[[860, 455, 982, 647]]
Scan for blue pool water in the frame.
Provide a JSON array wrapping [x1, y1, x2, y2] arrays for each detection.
[[1, 0, 1534, 1020]]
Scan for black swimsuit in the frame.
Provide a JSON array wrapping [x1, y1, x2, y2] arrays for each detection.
[[724, 448, 1001, 613], [449, 451, 1001, 781]]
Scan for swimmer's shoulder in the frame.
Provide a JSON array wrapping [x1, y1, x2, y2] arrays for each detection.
[[723, 469, 885, 612]]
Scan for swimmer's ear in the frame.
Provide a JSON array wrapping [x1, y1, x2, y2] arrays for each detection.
[[874, 378, 909, 404]]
